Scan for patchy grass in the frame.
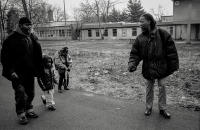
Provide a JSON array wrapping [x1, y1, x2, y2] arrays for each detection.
[[41, 40, 200, 111]]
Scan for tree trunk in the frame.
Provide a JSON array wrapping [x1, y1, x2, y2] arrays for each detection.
[[95, 0, 103, 39], [0, 1, 5, 45], [21, 0, 30, 18]]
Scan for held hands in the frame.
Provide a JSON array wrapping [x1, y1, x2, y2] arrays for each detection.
[[64, 66, 70, 72]]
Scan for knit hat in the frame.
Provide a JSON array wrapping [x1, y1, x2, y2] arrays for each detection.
[[19, 17, 32, 25], [62, 47, 68, 51]]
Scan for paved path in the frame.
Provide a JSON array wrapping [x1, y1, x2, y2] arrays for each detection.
[[0, 68, 199, 130]]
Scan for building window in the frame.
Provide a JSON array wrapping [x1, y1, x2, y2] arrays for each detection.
[[88, 30, 92, 37], [113, 29, 117, 37], [122, 29, 127, 37], [50, 30, 53, 37], [40, 31, 44, 37], [59, 30, 65, 37], [169, 26, 173, 35], [67, 29, 71, 37], [56, 30, 59, 36], [96, 30, 100, 37], [132, 27, 137, 36], [103, 29, 108, 36]]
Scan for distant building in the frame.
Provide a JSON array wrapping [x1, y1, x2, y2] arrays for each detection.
[[80, 0, 200, 43], [161, 16, 173, 23], [34, 21, 78, 40], [171, 0, 200, 43], [80, 22, 140, 40]]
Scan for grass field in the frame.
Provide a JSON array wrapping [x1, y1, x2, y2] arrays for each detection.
[[41, 40, 200, 111]]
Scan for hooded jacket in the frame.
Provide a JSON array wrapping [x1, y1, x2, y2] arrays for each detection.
[[37, 55, 58, 91], [54, 49, 72, 74], [128, 28, 179, 80]]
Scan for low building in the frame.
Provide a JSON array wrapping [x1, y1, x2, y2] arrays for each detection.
[[80, 0, 200, 43], [80, 22, 140, 40], [171, 0, 200, 43], [34, 21, 78, 40]]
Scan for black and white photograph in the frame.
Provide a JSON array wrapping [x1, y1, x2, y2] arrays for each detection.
[[0, 0, 199, 129]]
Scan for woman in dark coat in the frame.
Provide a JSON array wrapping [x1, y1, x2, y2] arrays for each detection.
[[128, 13, 179, 119]]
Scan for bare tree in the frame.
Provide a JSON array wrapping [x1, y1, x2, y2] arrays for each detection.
[[21, 0, 29, 18], [78, 0, 96, 23], [75, 0, 120, 39], [150, 5, 165, 22], [100, 0, 119, 22], [52, 6, 68, 22], [0, 0, 9, 45], [4, 0, 57, 24], [73, 8, 82, 40], [107, 7, 121, 22], [7, 8, 19, 34], [76, 0, 120, 23]]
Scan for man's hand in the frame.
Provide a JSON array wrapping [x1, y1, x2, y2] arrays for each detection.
[[11, 72, 19, 80], [128, 66, 136, 72], [11, 72, 20, 86]]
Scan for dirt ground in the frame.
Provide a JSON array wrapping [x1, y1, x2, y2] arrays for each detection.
[[41, 40, 200, 111]]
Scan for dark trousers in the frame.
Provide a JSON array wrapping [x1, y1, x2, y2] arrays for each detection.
[[12, 76, 35, 115], [58, 72, 69, 90]]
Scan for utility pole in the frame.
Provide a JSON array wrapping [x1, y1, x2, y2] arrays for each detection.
[[95, 0, 103, 39], [29, 0, 32, 20], [0, 0, 3, 44], [63, 0, 68, 44]]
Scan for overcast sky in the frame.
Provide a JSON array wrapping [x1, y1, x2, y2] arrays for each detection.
[[46, 0, 173, 20]]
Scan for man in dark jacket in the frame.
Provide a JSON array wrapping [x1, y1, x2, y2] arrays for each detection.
[[128, 13, 179, 119], [1, 17, 43, 124]]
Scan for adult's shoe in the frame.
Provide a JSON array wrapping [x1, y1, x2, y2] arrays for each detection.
[[159, 110, 171, 119], [26, 111, 38, 118], [64, 87, 70, 90], [144, 108, 152, 116], [18, 113, 28, 125], [48, 105, 56, 111]]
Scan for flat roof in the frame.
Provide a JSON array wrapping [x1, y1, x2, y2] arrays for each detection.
[[36, 21, 77, 28], [81, 22, 139, 30]]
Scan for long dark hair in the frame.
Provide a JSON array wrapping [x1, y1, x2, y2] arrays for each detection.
[[141, 13, 156, 30], [42, 55, 53, 68]]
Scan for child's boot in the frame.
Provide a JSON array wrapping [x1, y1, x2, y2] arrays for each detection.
[[48, 105, 56, 111], [17, 113, 28, 125]]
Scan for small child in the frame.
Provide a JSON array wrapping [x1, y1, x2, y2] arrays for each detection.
[[37, 55, 58, 111], [54, 47, 72, 93]]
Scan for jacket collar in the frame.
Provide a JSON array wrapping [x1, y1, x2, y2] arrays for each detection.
[[14, 25, 30, 37], [149, 28, 157, 39], [142, 27, 157, 39]]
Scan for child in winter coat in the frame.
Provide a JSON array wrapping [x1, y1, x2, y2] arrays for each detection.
[[37, 55, 58, 111], [54, 47, 72, 93]]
